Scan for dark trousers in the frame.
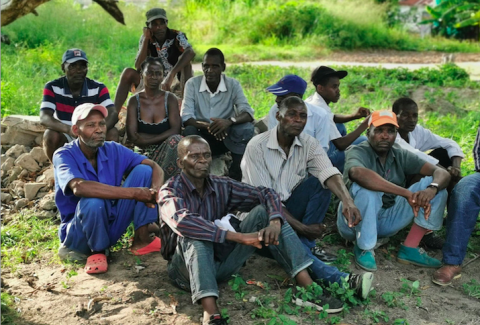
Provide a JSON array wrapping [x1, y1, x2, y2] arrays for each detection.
[[183, 125, 242, 180]]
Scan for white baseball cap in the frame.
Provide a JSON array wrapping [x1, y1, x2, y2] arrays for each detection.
[[71, 103, 108, 126]]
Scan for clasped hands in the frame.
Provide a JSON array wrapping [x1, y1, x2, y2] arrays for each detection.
[[406, 187, 437, 220]]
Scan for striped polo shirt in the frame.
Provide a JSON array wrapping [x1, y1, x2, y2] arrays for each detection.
[[40, 76, 114, 125]]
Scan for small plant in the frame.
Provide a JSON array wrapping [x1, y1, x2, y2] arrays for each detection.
[[332, 249, 353, 273], [393, 319, 410, 325], [220, 308, 230, 323], [327, 277, 360, 306], [364, 309, 390, 324], [228, 274, 247, 300], [66, 269, 78, 279], [381, 291, 403, 308], [400, 279, 420, 297], [462, 279, 480, 299]]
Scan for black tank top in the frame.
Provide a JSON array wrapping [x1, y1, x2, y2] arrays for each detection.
[[136, 92, 171, 135]]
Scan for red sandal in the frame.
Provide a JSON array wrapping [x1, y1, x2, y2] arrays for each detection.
[[84, 253, 108, 274], [130, 237, 161, 256]]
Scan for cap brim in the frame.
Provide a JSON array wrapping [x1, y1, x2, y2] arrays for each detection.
[[266, 84, 289, 95], [64, 57, 88, 64], [80, 105, 108, 120], [371, 118, 399, 128], [328, 70, 348, 79], [147, 15, 168, 23]]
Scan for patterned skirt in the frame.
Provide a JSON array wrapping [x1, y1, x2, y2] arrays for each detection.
[[141, 134, 182, 181]]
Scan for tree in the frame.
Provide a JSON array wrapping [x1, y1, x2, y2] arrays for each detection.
[[1, 0, 124, 27]]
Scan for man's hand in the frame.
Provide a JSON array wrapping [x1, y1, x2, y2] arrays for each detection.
[[410, 188, 436, 220], [447, 166, 461, 179], [143, 27, 152, 42], [236, 232, 263, 249], [355, 107, 370, 119], [161, 73, 175, 92], [342, 198, 362, 227], [299, 224, 326, 241], [258, 219, 281, 246], [134, 187, 157, 208], [208, 118, 232, 140]]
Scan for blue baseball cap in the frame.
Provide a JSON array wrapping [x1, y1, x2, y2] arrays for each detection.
[[266, 75, 307, 96], [62, 48, 88, 64]]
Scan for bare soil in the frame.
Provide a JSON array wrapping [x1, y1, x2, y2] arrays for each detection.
[[3, 218, 480, 325]]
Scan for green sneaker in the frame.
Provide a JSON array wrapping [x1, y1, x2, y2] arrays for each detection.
[[354, 244, 377, 272], [397, 244, 441, 268]]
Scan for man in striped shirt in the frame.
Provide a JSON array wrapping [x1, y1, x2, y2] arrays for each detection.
[[158, 135, 346, 325], [40, 48, 117, 161], [241, 97, 373, 297], [432, 124, 480, 286]]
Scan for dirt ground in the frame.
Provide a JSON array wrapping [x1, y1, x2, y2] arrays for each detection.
[[2, 215, 480, 325]]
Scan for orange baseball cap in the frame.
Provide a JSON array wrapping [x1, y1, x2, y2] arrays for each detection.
[[368, 110, 399, 128]]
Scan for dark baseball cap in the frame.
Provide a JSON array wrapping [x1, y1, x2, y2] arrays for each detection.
[[266, 75, 307, 96], [62, 48, 88, 64], [311, 66, 348, 85], [146, 8, 168, 23]]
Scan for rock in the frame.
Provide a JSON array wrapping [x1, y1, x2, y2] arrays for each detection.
[[1, 157, 15, 172], [1, 193, 12, 203], [6, 166, 22, 184], [39, 193, 56, 211], [11, 180, 25, 197], [29, 147, 49, 164], [36, 191, 49, 199], [15, 198, 29, 210], [1, 115, 46, 133], [36, 166, 54, 188], [14, 153, 40, 172], [5, 144, 27, 159], [37, 210, 57, 220], [35, 135, 43, 146], [24, 183, 47, 201]]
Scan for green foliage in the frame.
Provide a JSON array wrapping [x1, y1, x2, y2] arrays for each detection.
[[332, 249, 353, 273], [228, 274, 247, 300], [1, 211, 60, 271], [400, 279, 421, 297], [1, 292, 17, 324], [363, 308, 390, 323], [327, 277, 361, 306], [462, 279, 480, 299]]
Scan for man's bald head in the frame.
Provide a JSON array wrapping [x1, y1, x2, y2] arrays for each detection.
[[177, 135, 210, 160]]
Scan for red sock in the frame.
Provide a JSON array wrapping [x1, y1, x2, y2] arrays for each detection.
[[404, 223, 428, 248]]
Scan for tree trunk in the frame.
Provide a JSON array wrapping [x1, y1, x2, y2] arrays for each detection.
[[1, 0, 50, 27]]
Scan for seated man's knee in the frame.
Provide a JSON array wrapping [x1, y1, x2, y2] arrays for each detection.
[[249, 205, 268, 223], [130, 164, 153, 178], [106, 127, 119, 142], [43, 129, 64, 146], [183, 125, 200, 136], [350, 183, 378, 198], [77, 197, 106, 215]]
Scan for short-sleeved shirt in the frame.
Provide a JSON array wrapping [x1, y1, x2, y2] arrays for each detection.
[[53, 140, 147, 241], [343, 141, 427, 209], [136, 28, 191, 75], [181, 75, 254, 123], [40, 76, 114, 125]]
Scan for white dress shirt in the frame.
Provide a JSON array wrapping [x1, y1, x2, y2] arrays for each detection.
[[305, 92, 342, 141], [241, 126, 340, 202], [267, 101, 331, 152], [395, 124, 465, 165]]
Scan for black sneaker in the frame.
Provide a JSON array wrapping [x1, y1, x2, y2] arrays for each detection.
[[292, 291, 344, 313], [420, 232, 445, 250], [347, 272, 374, 299], [311, 247, 337, 264], [205, 314, 229, 325]]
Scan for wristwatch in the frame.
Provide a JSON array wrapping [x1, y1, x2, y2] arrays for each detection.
[[229, 116, 237, 125], [427, 183, 439, 194]]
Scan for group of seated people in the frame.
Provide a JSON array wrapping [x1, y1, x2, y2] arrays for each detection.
[[41, 7, 480, 325]]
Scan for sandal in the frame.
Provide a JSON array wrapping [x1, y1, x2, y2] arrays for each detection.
[[131, 236, 161, 256], [84, 253, 108, 274]]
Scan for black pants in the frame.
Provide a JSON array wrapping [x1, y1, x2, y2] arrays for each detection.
[[183, 126, 243, 181]]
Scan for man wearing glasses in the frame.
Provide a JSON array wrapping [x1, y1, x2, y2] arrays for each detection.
[[40, 48, 117, 161]]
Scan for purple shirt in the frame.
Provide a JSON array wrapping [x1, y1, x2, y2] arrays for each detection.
[[53, 140, 147, 241], [158, 173, 284, 243]]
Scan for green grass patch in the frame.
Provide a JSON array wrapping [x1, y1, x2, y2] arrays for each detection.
[[1, 292, 18, 324], [1, 211, 60, 272]]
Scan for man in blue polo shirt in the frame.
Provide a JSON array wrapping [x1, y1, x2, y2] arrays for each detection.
[[54, 103, 164, 274], [40, 48, 118, 162]]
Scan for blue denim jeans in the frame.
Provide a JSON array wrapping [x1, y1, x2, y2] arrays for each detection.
[[285, 176, 348, 284], [167, 205, 312, 304], [337, 176, 448, 250], [328, 123, 367, 173], [62, 165, 158, 254], [443, 172, 480, 265]]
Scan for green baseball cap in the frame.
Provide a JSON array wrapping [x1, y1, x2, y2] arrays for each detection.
[[146, 8, 168, 23]]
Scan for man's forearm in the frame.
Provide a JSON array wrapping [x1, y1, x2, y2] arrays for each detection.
[[70, 179, 137, 200], [168, 48, 195, 77], [232, 111, 254, 124], [135, 38, 150, 70], [431, 168, 451, 191], [331, 121, 368, 151], [334, 113, 358, 124], [349, 167, 411, 198], [105, 106, 119, 130], [184, 118, 209, 130], [324, 174, 353, 203], [282, 206, 305, 234], [451, 156, 462, 169], [41, 114, 71, 134]]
